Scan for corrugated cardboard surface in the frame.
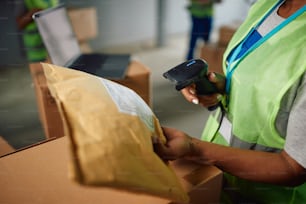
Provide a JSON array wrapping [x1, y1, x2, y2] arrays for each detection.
[[0, 136, 222, 204]]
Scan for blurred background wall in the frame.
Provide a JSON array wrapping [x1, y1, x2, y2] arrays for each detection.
[[0, 0, 253, 67]]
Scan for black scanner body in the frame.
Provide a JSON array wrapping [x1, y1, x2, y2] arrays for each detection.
[[163, 59, 220, 111]]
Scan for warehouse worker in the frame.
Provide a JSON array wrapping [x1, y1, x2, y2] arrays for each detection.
[[16, 0, 59, 62], [186, 0, 221, 60], [155, 0, 306, 203]]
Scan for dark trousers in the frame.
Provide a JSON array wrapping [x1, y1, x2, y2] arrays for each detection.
[[186, 16, 212, 60]]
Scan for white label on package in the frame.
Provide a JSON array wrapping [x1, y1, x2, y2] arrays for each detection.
[[101, 78, 154, 131]]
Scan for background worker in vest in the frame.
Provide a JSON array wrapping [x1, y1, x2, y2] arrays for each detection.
[[186, 0, 221, 60], [16, 0, 59, 62], [155, 0, 306, 203]]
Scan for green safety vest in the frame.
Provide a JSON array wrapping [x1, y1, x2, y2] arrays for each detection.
[[23, 0, 58, 62], [201, 0, 306, 203], [187, 0, 213, 18]]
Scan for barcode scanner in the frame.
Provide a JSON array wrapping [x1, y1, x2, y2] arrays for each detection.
[[163, 59, 220, 111]]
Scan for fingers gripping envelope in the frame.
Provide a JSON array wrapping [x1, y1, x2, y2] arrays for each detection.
[[42, 63, 189, 203]]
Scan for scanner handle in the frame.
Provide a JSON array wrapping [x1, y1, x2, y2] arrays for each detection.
[[195, 77, 218, 95], [195, 78, 220, 111]]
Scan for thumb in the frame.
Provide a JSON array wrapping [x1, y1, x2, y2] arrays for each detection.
[[208, 72, 218, 83], [208, 72, 226, 93], [153, 142, 176, 161]]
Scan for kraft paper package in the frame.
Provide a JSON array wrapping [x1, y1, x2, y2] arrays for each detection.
[[42, 63, 189, 203]]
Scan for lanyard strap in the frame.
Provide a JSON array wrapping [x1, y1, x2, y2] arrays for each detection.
[[225, 3, 306, 96]]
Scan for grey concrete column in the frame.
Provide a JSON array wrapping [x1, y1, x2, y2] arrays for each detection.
[[156, 0, 167, 47]]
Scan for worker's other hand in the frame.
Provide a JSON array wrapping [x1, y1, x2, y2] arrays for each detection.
[[181, 72, 225, 107], [154, 127, 193, 161], [16, 8, 43, 30]]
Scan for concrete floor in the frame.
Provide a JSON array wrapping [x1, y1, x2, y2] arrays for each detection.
[[0, 65, 45, 150], [0, 34, 210, 154]]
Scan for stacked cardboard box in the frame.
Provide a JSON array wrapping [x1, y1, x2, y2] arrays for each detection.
[[68, 7, 97, 42], [67, 7, 97, 53], [0, 136, 14, 157], [0, 136, 222, 204], [29, 64, 65, 140], [200, 22, 241, 74]]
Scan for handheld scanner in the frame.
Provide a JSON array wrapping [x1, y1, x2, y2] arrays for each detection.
[[163, 59, 218, 95]]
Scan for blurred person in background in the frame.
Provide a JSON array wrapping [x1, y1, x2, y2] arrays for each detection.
[[155, 0, 306, 203], [15, 0, 59, 62], [186, 0, 222, 60]]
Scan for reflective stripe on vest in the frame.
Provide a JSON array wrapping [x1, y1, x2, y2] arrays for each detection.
[[202, 110, 282, 152]]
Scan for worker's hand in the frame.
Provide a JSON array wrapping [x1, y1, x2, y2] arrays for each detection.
[[16, 8, 43, 30], [154, 127, 194, 161], [181, 72, 225, 107]]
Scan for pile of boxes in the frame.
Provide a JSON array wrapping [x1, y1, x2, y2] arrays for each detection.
[[67, 7, 97, 53], [200, 22, 241, 74]]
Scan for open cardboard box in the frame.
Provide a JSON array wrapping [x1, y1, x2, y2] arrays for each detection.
[[0, 136, 222, 204]]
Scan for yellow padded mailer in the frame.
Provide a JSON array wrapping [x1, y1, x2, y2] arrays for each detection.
[[42, 63, 189, 203]]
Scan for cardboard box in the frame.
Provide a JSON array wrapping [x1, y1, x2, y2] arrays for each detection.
[[200, 44, 226, 74], [0, 136, 222, 204], [217, 22, 241, 47], [67, 7, 98, 42], [172, 159, 223, 204], [29, 61, 151, 139], [29, 64, 65, 140], [0, 136, 15, 157], [218, 26, 236, 47], [79, 41, 93, 53]]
